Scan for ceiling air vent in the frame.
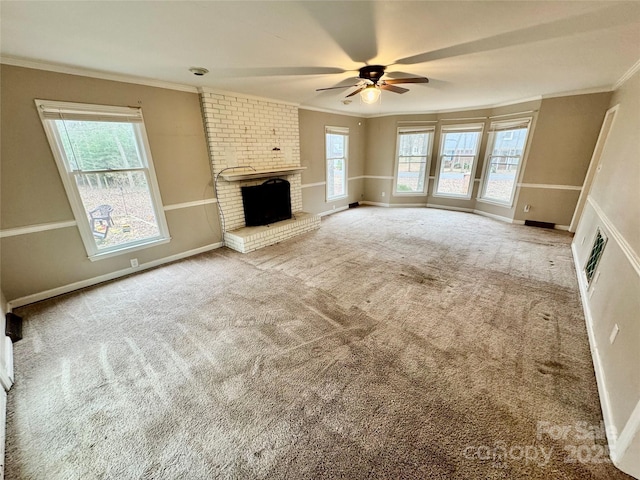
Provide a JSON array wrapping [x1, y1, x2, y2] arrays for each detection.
[[584, 228, 607, 285]]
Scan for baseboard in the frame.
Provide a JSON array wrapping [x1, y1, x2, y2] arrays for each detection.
[[389, 203, 427, 208], [616, 401, 640, 466], [570, 242, 619, 460], [0, 388, 6, 479], [355, 202, 570, 232], [472, 209, 514, 223], [7, 242, 223, 309], [426, 203, 474, 213], [2, 338, 13, 389], [318, 205, 349, 217]]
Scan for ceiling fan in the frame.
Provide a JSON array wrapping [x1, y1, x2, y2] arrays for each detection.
[[316, 65, 429, 104]]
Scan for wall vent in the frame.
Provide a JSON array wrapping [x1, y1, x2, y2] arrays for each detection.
[[584, 228, 607, 285]]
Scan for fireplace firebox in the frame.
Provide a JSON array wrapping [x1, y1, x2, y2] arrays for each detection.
[[241, 178, 292, 226]]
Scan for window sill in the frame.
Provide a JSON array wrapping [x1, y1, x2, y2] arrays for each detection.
[[476, 197, 513, 208], [88, 237, 171, 262], [327, 195, 348, 202], [432, 192, 472, 200], [392, 191, 428, 197]]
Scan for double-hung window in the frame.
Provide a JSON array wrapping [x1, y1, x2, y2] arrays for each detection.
[[480, 118, 532, 205], [434, 124, 484, 198], [394, 127, 434, 195], [325, 126, 348, 201], [35, 100, 169, 260]]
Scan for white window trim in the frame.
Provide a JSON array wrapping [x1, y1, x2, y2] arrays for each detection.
[[433, 123, 484, 200], [478, 117, 532, 207], [325, 126, 349, 202], [35, 99, 170, 260], [393, 126, 434, 197]]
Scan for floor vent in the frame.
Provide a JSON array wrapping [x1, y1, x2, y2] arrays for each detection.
[[524, 220, 555, 229], [349, 202, 359, 208], [585, 228, 607, 284]]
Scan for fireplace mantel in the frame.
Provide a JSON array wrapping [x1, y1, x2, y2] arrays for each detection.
[[220, 166, 306, 182]]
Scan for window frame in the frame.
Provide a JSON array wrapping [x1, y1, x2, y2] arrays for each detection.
[[433, 123, 484, 199], [35, 99, 170, 261], [478, 117, 532, 207], [325, 126, 349, 202], [393, 126, 434, 196]]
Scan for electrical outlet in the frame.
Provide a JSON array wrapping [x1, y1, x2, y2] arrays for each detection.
[[381, 192, 386, 197], [524, 204, 531, 213], [609, 324, 620, 344], [130, 258, 139, 268]]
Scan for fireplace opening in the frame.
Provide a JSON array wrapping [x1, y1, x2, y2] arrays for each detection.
[[241, 178, 292, 227]]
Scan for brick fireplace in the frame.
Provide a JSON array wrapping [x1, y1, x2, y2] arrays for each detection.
[[199, 88, 320, 253]]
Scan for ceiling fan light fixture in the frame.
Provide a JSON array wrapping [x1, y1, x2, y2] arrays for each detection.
[[361, 85, 381, 104]]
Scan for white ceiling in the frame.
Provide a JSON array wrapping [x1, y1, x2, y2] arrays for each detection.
[[2, 1, 639, 115]]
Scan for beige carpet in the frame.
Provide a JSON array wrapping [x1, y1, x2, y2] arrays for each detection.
[[6, 207, 631, 479]]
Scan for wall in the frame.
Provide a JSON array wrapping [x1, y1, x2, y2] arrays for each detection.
[[362, 95, 610, 228], [571, 70, 640, 478], [298, 109, 366, 215], [0, 65, 220, 304], [200, 89, 302, 232], [514, 93, 612, 226]]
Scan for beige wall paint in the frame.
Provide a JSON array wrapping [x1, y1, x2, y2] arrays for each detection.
[[589, 74, 640, 252], [0, 65, 219, 302], [571, 70, 640, 478], [514, 189, 581, 227], [522, 93, 612, 186], [298, 109, 366, 212], [513, 93, 611, 226], [362, 95, 610, 227]]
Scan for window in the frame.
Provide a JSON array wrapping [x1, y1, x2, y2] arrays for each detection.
[[480, 118, 531, 205], [394, 127, 434, 195], [325, 126, 348, 201], [35, 100, 169, 260], [434, 124, 483, 198]]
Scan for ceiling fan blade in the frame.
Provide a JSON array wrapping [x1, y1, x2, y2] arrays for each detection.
[[380, 84, 409, 94], [316, 84, 360, 92], [215, 66, 347, 78], [301, 2, 378, 63], [345, 87, 365, 98], [383, 77, 429, 85], [394, 4, 637, 65]]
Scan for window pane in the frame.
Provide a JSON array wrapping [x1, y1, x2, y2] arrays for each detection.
[[55, 120, 143, 172], [75, 171, 160, 250], [396, 132, 429, 193], [327, 158, 346, 198], [326, 131, 347, 200], [492, 128, 528, 156], [396, 158, 427, 192], [483, 156, 520, 202], [437, 131, 481, 196], [398, 133, 428, 156], [326, 133, 345, 159], [483, 127, 528, 203]]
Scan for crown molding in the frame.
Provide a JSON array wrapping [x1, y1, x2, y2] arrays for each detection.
[[298, 105, 367, 118], [198, 87, 299, 107], [613, 57, 640, 91], [541, 85, 613, 100], [0, 55, 198, 93]]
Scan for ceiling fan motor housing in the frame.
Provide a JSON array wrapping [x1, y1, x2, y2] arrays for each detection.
[[359, 65, 386, 84]]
